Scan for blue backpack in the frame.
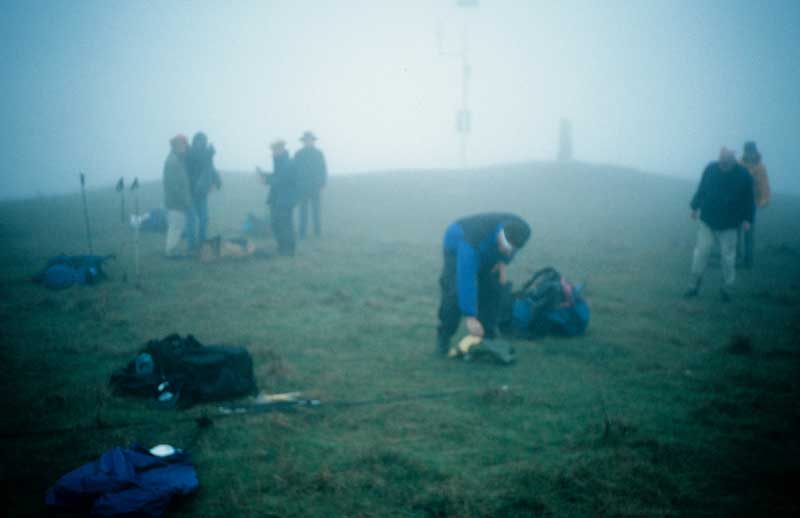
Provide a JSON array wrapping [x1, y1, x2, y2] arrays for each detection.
[[503, 267, 590, 338], [33, 254, 114, 290]]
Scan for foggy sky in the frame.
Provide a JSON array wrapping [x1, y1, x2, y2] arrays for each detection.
[[1, 0, 799, 199]]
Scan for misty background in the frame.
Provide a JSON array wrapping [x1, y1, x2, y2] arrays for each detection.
[[1, 0, 798, 200]]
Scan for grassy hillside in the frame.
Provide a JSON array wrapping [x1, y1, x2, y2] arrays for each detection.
[[1, 162, 799, 517]]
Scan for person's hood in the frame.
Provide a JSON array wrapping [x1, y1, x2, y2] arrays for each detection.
[[192, 132, 208, 150]]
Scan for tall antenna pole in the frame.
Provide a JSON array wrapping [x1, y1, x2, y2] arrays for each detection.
[[452, 1, 478, 169], [130, 178, 140, 287], [458, 11, 468, 168], [79, 172, 94, 254]]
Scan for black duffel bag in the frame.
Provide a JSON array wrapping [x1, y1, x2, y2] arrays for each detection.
[[111, 334, 258, 408]]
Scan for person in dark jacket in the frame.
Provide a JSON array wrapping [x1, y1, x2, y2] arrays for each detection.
[[293, 131, 328, 238], [185, 132, 222, 250], [685, 147, 754, 302], [437, 213, 531, 355], [257, 140, 297, 256]]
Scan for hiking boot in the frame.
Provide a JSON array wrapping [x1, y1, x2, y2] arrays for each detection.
[[720, 289, 732, 303], [683, 286, 700, 299], [683, 278, 701, 299], [436, 336, 451, 356]]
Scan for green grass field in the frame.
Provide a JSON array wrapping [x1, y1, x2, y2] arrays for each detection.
[[1, 162, 799, 517]]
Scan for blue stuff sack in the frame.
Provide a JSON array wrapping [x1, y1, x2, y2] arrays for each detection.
[[42, 264, 80, 290], [34, 254, 113, 290]]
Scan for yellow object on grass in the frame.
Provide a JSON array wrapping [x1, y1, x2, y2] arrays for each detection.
[[448, 335, 482, 358]]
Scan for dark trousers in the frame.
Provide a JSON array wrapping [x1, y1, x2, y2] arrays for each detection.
[[437, 253, 502, 350], [737, 221, 756, 268], [298, 192, 322, 238], [270, 204, 295, 256]]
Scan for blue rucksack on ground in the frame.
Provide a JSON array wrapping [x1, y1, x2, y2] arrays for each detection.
[[33, 254, 114, 290], [500, 267, 590, 338]]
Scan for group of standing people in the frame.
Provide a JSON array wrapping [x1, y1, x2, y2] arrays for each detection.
[[685, 141, 770, 301], [162, 132, 222, 257], [162, 130, 326, 258], [257, 131, 328, 256]]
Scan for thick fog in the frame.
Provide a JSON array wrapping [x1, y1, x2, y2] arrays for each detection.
[[1, 0, 798, 199]]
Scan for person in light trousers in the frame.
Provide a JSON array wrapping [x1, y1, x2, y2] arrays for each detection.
[[685, 147, 754, 302], [163, 134, 192, 257]]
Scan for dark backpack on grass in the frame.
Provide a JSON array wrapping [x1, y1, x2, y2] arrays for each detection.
[[110, 334, 258, 408], [500, 267, 590, 338]]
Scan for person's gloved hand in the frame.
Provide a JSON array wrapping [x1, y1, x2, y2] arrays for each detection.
[[466, 316, 484, 337]]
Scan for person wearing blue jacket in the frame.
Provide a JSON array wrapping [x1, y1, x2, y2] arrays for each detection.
[[185, 131, 222, 250], [437, 213, 531, 355]]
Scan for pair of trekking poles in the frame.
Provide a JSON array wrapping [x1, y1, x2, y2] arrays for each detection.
[[80, 173, 141, 286]]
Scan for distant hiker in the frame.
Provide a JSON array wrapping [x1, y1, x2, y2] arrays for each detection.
[[738, 141, 770, 269], [293, 131, 328, 238], [685, 147, 755, 302], [163, 134, 191, 257], [185, 132, 222, 251], [436, 213, 531, 355], [257, 140, 297, 256]]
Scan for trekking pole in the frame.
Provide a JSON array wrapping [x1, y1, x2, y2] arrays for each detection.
[[131, 177, 140, 287], [79, 172, 94, 254], [115, 177, 126, 223]]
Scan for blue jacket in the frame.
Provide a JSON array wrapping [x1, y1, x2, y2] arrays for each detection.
[[443, 213, 524, 316], [45, 446, 198, 517], [186, 144, 221, 200]]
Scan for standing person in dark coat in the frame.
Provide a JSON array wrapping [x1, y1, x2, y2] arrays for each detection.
[[257, 140, 297, 256], [293, 131, 328, 238], [437, 213, 531, 355], [685, 147, 755, 302], [737, 141, 770, 269], [185, 132, 222, 250]]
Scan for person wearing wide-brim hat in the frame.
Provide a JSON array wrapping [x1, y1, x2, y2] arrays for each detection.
[[737, 141, 770, 269], [256, 138, 297, 256], [293, 130, 328, 238]]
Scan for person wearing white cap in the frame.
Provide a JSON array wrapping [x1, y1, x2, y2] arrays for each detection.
[[685, 147, 755, 302], [257, 140, 298, 256], [436, 213, 531, 355]]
